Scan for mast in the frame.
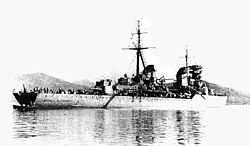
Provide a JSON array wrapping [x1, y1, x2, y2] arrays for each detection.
[[180, 46, 192, 73], [123, 20, 155, 83], [180, 48, 194, 86], [136, 21, 141, 78], [185, 49, 188, 69], [185, 49, 189, 78]]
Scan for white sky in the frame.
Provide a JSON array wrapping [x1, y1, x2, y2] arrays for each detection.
[[1, 0, 250, 93]]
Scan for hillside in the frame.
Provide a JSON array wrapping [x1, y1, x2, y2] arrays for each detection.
[[203, 81, 250, 104], [73, 79, 95, 87], [15, 72, 87, 91]]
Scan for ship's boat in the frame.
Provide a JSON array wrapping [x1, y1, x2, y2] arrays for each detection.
[[12, 21, 228, 110]]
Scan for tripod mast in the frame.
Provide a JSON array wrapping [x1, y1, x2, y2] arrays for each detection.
[[123, 20, 155, 82]]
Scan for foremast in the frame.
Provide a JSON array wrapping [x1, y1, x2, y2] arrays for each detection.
[[123, 20, 155, 83]]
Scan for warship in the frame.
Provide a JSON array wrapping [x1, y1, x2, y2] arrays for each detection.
[[12, 21, 228, 110]]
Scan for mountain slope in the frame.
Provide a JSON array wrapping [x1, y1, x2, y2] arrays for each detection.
[[15, 72, 87, 91], [72, 79, 95, 87], [203, 81, 250, 104]]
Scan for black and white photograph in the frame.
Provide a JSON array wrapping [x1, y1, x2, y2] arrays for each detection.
[[1, 0, 250, 145]]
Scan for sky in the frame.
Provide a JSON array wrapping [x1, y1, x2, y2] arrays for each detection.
[[1, 0, 250, 93]]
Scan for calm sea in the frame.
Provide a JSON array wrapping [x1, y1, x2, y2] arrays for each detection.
[[9, 106, 250, 146]]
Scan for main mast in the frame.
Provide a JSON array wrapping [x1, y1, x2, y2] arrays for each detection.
[[123, 20, 155, 83]]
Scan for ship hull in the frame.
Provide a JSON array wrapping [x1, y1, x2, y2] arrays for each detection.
[[14, 93, 227, 110], [13, 92, 37, 106]]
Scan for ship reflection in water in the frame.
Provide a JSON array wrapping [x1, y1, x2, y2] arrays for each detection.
[[12, 109, 206, 145]]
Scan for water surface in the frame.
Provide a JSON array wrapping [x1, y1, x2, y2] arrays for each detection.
[[11, 106, 250, 145]]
